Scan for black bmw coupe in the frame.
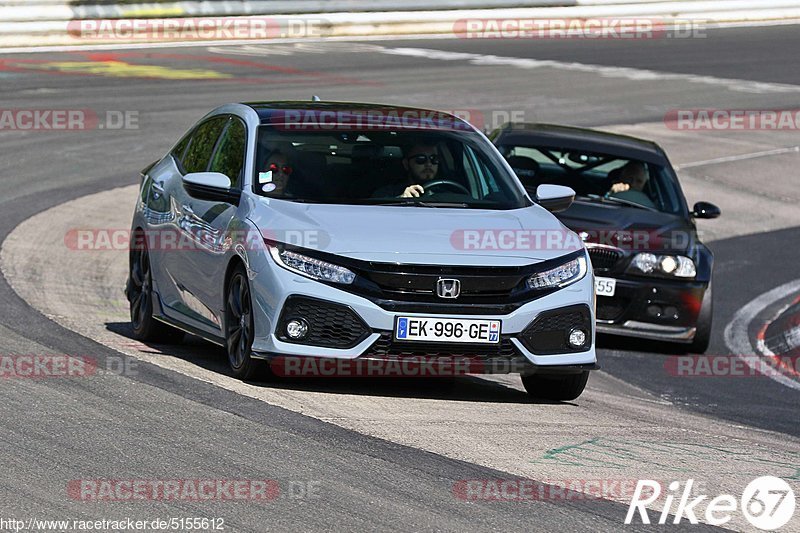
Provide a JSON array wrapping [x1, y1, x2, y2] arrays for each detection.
[[491, 123, 720, 353]]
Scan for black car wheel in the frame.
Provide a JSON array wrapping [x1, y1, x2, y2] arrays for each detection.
[[521, 371, 590, 402], [225, 265, 263, 380], [128, 234, 184, 343]]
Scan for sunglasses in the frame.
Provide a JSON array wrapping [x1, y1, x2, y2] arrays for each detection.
[[409, 154, 439, 165], [268, 163, 293, 175]]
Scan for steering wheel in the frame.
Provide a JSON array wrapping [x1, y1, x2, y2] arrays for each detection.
[[423, 179, 470, 196]]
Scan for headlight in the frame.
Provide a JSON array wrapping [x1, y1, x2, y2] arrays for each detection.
[[269, 247, 356, 285], [629, 253, 696, 278], [527, 254, 588, 290]]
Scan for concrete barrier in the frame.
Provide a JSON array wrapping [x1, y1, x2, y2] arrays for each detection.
[[1, 0, 799, 49]]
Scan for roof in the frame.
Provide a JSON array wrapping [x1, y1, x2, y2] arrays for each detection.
[[242, 101, 474, 131], [491, 123, 668, 165]]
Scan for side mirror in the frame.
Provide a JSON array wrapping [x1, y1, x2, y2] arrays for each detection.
[[182, 172, 240, 205], [536, 184, 575, 213], [691, 201, 721, 219]]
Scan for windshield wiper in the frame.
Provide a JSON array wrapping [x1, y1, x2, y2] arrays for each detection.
[[269, 197, 473, 208], [377, 200, 472, 208], [576, 194, 658, 212]]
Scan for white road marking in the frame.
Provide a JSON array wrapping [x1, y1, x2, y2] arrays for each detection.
[[724, 279, 800, 391], [676, 146, 800, 170], [206, 42, 386, 56], [379, 46, 800, 95]]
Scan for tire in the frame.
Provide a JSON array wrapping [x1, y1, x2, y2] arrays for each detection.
[[689, 285, 713, 354], [521, 371, 590, 402], [224, 265, 263, 380], [128, 235, 184, 343]]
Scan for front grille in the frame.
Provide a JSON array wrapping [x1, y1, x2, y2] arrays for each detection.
[[277, 296, 369, 349], [361, 263, 525, 300], [370, 300, 520, 316], [367, 331, 523, 361], [520, 305, 592, 354], [588, 247, 623, 272]]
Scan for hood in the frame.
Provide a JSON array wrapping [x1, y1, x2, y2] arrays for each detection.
[[557, 200, 695, 252], [247, 197, 582, 265]]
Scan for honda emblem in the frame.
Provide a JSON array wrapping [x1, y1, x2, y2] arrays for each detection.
[[436, 278, 461, 299]]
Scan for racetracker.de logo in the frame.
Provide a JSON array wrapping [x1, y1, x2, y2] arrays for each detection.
[[67, 479, 280, 501], [449, 229, 693, 252], [268, 108, 477, 131], [64, 228, 329, 252], [453, 479, 654, 501], [664, 355, 800, 378], [451, 229, 583, 252], [452, 18, 705, 40], [665, 109, 800, 130], [0, 109, 138, 131], [267, 108, 530, 132], [270, 356, 530, 377], [0, 355, 97, 378], [67, 18, 328, 41]]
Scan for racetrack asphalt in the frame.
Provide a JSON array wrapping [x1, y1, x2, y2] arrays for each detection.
[[1, 24, 798, 531]]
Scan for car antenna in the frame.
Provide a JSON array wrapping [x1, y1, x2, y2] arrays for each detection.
[[311, 95, 321, 102]]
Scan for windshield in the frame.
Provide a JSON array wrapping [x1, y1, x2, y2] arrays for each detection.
[[254, 126, 529, 209], [498, 144, 686, 214]]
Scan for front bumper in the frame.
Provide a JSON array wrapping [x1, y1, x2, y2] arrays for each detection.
[[596, 321, 697, 343], [247, 255, 598, 373], [595, 275, 707, 343]]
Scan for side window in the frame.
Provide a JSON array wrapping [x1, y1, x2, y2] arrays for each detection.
[[171, 132, 192, 169], [209, 118, 247, 188], [182, 117, 227, 174]]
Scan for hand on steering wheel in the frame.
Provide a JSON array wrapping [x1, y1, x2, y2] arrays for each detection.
[[421, 179, 470, 196]]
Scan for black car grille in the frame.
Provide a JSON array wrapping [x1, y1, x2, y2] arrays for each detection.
[[361, 263, 525, 300], [367, 331, 524, 362], [347, 259, 570, 313], [587, 247, 623, 272], [520, 305, 592, 355], [276, 296, 370, 349]]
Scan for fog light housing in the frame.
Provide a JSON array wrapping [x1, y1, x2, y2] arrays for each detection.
[[286, 319, 309, 340], [567, 328, 588, 349], [647, 304, 663, 318]]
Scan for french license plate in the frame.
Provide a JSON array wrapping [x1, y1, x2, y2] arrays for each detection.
[[595, 276, 617, 297], [395, 317, 501, 344]]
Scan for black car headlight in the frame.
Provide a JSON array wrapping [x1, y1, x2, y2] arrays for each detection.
[[268, 246, 356, 285], [527, 253, 588, 290], [628, 253, 696, 278]]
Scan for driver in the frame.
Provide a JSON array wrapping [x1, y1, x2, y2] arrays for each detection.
[[609, 161, 648, 194], [607, 160, 656, 208], [373, 143, 439, 198]]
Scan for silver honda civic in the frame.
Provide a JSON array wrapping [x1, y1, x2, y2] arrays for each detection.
[[126, 101, 597, 401]]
